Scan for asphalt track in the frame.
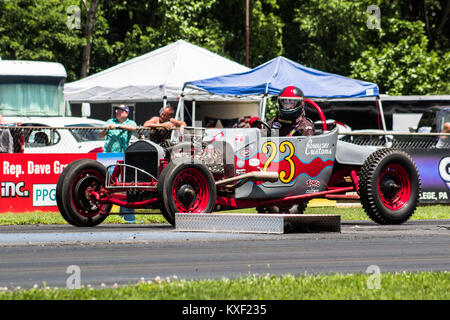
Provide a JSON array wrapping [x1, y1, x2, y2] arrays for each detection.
[[0, 219, 449, 289]]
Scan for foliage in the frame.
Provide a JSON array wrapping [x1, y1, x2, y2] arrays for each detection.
[[0, 0, 84, 81], [117, 0, 226, 61], [0, 0, 448, 94], [279, 0, 449, 94], [350, 19, 450, 95], [212, 0, 283, 67], [280, 0, 380, 75]]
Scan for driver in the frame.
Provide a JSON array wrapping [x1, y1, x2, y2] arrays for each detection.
[[266, 86, 314, 137]]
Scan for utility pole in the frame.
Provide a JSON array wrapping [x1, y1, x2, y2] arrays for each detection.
[[246, 0, 250, 67]]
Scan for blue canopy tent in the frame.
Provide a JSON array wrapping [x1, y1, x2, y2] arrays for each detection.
[[182, 56, 386, 130]]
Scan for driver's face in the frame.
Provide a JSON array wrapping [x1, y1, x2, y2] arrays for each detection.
[[279, 99, 303, 110]]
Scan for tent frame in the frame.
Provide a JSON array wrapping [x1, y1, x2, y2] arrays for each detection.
[[180, 86, 387, 133]]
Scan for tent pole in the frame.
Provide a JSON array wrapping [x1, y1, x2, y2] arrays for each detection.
[[163, 96, 167, 108], [175, 96, 183, 120], [376, 96, 387, 132], [376, 96, 389, 147], [171, 96, 184, 142], [180, 97, 185, 123], [260, 95, 267, 121], [192, 100, 196, 127]]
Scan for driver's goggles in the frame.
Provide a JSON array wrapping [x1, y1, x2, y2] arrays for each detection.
[[279, 98, 303, 109]]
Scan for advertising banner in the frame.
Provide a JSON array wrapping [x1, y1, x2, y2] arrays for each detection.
[[0, 149, 448, 214], [406, 149, 450, 204], [1, 154, 96, 213]]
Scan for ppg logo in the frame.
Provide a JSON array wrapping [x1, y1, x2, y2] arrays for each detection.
[[33, 184, 57, 206], [438, 157, 450, 189]]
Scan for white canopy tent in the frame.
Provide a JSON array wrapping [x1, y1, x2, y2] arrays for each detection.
[[64, 40, 253, 103], [64, 40, 260, 125]]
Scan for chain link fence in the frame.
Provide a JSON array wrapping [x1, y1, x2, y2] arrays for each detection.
[[339, 131, 450, 149], [0, 125, 176, 154], [2, 126, 449, 153]]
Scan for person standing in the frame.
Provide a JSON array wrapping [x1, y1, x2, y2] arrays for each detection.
[[143, 104, 187, 144], [99, 104, 137, 223], [99, 104, 137, 152], [143, 104, 186, 129], [0, 114, 14, 153]]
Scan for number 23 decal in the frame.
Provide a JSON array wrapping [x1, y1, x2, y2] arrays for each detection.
[[262, 141, 295, 184]]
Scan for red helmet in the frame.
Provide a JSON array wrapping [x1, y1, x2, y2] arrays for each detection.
[[277, 86, 305, 120]]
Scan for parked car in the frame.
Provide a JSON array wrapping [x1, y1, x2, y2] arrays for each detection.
[[5, 117, 107, 153], [413, 106, 450, 133]]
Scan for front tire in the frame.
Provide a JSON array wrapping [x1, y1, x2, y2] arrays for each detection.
[[56, 159, 110, 227], [359, 148, 421, 224], [157, 158, 216, 226]]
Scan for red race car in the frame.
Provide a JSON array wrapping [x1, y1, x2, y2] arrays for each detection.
[[56, 100, 421, 227]]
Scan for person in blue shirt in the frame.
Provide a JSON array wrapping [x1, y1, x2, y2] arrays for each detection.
[[99, 104, 137, 223], [99, 104, 137, 152]]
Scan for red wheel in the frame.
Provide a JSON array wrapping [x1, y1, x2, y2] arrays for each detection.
[[171, 167, 211, 213], [70, 170, 105, 218], [378, 164, 411, 210], [56, 159, 109, 227], [359, 148, 421, 224], [157, 158, 216, 226]]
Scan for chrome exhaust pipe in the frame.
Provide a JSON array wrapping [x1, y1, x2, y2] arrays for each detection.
[[215, 171, 279, 189]]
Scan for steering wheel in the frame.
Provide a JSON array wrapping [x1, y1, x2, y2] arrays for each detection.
[[258, 120, 272, 133], [305, 99, 327, 132]]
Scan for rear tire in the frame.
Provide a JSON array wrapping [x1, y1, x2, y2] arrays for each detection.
[[359, 148, 421, 224], [157, 158, 216, 226], [56, 159, 110, 227], [56, 160, 77, 225]]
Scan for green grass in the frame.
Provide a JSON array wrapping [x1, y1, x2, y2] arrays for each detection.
[[0, 205, 447, 225], [0, 210, 167, 226], [0, 272, 448, 300]]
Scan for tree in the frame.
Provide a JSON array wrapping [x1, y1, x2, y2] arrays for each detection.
[[80, 0, 100, 78], [350, 19, 450, 95], [0, 0, 84, 81], [278, 0, 449, 94], [399, 0, 450, 50], [102, 0, 226, 62], [278, 0, 397, 75], [1, 0, 448, 96], [213, 0, 283, 67]]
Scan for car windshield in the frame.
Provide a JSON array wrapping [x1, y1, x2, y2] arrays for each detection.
[[417, 111, 436, 131], [440, 109, 450, 129], [65, 124, 105, 142]]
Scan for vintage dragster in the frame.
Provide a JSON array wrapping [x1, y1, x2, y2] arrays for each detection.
[[56, 100, 421, 227]]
